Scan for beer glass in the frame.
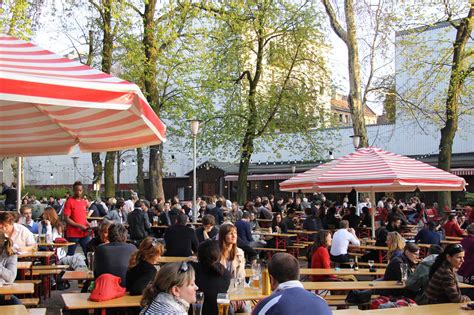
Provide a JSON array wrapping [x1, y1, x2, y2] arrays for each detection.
[[87, 252, 95, 277], [217, 293, 230, 315], [153, 216, 159, 227], [39, 234, 46, 244], [400, 263, 408, 284], [193, 291, 204, 315]]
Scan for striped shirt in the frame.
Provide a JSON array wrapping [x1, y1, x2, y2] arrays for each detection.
[[140, 293, 188, 315], [424, 260, 470, 304]]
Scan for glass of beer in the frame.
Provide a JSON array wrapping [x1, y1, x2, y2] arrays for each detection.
[[193, 291, 204, 315], [39, 234, 46, 244], [153, 216, 159, 227], [251, 275, 260, 290], [217, 293, 230, 315]]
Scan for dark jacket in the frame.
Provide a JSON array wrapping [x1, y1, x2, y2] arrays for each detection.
[[164, 224, 198, 257], [458, 235, 474, 278], [282, 217, 296, 230], [375, 224, 399, 247], [126, 259, 157, 295], [94, 242, 137, 287], [195, 226, 218, 243], [190, 261, 231, 315], [235, 219, 253, 244], [322, 215, 340, 230], [342, 214, 361, 229], [382, 252, 416, 298], [208, 206, 224, 225], [415, 228, 442, 245], [159, 211, 172, 226], [168, 208, 181, 225], [127, 208, 151, 240]]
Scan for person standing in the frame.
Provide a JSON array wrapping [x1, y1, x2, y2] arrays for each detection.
[[63, 181, 91, 256], [128, 200, 152, 244], [1, 183, 17, 211]]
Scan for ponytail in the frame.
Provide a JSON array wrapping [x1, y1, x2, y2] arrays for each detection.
[[429, 252, 447, 279]]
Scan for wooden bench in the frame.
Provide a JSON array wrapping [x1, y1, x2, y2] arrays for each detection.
[[16, 280, 42, 298], [254, 247, 286, 259], [286, 245, 307, 257], [19, 298, 40, 307], [32, 264, 69, 270], [28, 309, 46, 315]]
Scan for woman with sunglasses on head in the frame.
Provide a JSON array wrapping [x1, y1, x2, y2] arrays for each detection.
[[127, 237, 164, 295], [140, 262, 198, 314], [420, 244, 471, 304], [191, 240, 231, 315], [0, 230, 20, 305]]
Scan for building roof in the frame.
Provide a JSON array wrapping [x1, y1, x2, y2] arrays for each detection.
[[330, 99, 377, 117]]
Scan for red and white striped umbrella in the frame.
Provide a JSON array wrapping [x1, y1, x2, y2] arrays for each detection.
[[279, 147, 466, 193], [0, 34, 166, 157]]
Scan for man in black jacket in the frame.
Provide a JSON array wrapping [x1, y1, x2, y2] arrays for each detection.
[[164, 213, 198, 257], [127, 200, 151, 243], [208, 200, 225, 225]]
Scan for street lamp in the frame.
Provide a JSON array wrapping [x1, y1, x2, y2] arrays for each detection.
[[350, 135, 361, 149], [188, 119, 202, 223]]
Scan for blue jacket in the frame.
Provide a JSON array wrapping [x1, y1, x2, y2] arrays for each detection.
[[235, 219, 253, 244], [415, 228, 442, 245], [252, 283, 332, 315]]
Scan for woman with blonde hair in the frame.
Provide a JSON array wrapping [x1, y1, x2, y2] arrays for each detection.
[[386, 231, 405, 261], [0, 230, 20, 305], [218, 223, 245, 280], [126, 237, 164, 295], [140, 262, 197, 314]]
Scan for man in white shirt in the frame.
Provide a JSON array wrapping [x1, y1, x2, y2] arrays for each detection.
[[123, 191, 138, 215], [330, 220, 360, 264], [357, 197, 371, 216]]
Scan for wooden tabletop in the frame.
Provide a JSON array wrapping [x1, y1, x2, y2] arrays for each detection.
[[299, 268, 385, 276], [0, 283, 34, 295], [256, 219, 273, 222], [87, 217, 104, 220], [229, 287, 268, 301], [302, 280, 404, 291], [157, 256, 197, 264], [332, 303, 471, 315], [62, 270, 94, 281], [18, 251, 55, 259], [0, 305, 28, 315], [288, 230, 318, 235], [37, 242, 76, 247], [446, 236, 464, 241], [252, 232, 297, 237], [441, 240, 461, 245], [350, 244, 388, 251], [62, 293, 140, 310], [17, 261, 32, 270], [151, 225, 168, 229]]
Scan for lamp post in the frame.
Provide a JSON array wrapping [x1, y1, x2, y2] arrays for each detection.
[[291, 165, 296, 198], [189, 119, 201, 223]]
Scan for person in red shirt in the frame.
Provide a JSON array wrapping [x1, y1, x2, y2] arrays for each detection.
[[64, 181, 91, 255], [443, 214, 466, 237], [310, 230, 336, 281]]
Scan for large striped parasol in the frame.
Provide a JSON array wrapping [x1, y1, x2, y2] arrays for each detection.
[[0, 34, 166, 157], [279, 147, 466, 193]]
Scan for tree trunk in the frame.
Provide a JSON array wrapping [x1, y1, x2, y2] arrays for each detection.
[[236, 131, 255, 204], [116, 152, 121, 197], [437, 8, 472, 212], [345, 0, 368, 147], [104, 151, 116, 198], [136, 148, 145, 197], [91, 152, 102, 192], [149, 144, 165, 200], [100, 0, 116, 197]]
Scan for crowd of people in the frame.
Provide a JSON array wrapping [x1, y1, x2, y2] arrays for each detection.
[[1, 180, 474, 314]]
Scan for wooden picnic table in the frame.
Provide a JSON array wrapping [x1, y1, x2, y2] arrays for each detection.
[[0, 283, 34, 295], [446, 236, 464, 241], [87, 217, 104, 220], [332, 303, 471, 315], [17, 261, 32, 270], [302, 280, 405, 291], [229, 287, 268, 301], [37, 242, 76, 247], [62, 270, 94, 281], [150, 225, 168, 229], [441, 239, 461, 245], [157, 256, 197, 264], [252, 231, 296, 249], [288, 229, 318, 242], [62, 293, 140, 313], [0, 305, 28, 315], [299, 268, 385, 276], [18, 251, 55, 265]]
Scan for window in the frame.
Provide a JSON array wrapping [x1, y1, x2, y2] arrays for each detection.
[[339, 114, 343, 122]]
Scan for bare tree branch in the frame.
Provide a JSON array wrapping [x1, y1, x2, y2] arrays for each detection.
[[321, 0, 348, 44]]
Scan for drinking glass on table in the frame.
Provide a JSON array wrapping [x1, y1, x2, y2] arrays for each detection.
[[368, 260, 374, 270], [193, 291, 204, 315], [217, 293, 230, 315], [349, 258, 355, 269], [400, 263, 408, 284], [87, 252, 95, 277]]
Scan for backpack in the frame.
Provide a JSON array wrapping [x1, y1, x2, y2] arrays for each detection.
[[370, 296, 416, 309]]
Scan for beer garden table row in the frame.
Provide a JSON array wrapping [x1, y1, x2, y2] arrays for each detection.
[[332, 303, 472, 315]]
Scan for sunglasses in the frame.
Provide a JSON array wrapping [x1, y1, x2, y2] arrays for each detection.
[[179, 261, 189, 274]]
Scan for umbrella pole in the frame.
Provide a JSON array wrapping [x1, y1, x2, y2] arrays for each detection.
[[16, 156, 22, 212], [370, 191, 376, 239]]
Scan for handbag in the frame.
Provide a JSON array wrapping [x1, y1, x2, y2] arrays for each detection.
[[345, 289, 372, 304], [89, 274, 126, 302]]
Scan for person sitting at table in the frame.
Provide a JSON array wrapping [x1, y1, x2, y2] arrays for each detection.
[[386, 231, 405, 261], [86, 221, 111, 254], [195, 214, 218, 243], [19, 205, 38, 234], [406, 244, 443, 302], [309, 230, 336, 281], [271, 212, 288, 234], [219, 223, 245, 280], [415, 220, 442, 245], [330, 220, 360, 264], [381, 242, 419, 298], [457, 224, 474, 281], [0, 230, 20, 305], [105, 199, 127, 224], [126, 236, 164, 295], [322, 206, 340, 230], [342, 206, 360, 229], [252, 253, 332, 315], [282, 209, 296, 230], [164, 214, 198, 257], [94, 224, 136, 287], [420, 244, 471, 304], [443, 214, 466, 237], [375, 215, 402, 247], [38, 206, 66, 257], [0, 212, 36, 252], [140, 262, 197, 314], [360, 206, 372, 228], [190, 240, 231, 315], [128, 199, 152, 245], [387, 205, 409, 226], [303, 207, 322, 239]]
